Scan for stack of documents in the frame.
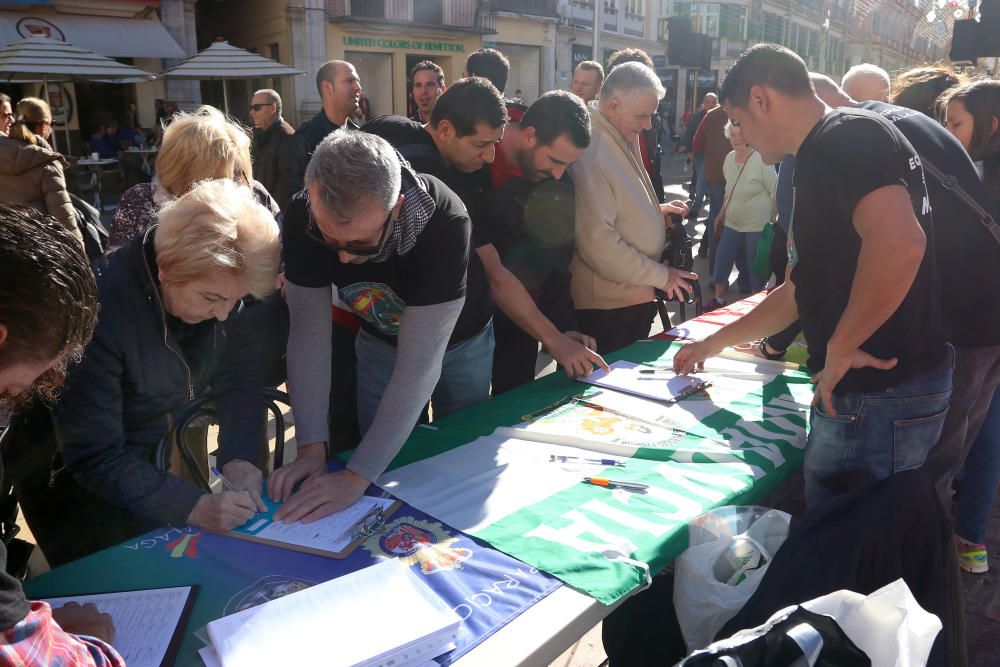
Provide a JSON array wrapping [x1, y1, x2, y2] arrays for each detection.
[[199, 558, 461, 667]]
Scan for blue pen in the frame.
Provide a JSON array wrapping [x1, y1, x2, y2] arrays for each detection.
[[549, 454, 626, 467], [210, 466, 239, 492]]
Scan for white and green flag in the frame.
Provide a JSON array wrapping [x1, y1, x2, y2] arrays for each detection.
[[378, 342, 814, 604]]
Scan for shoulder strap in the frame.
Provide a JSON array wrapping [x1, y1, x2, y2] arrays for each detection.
[[919, 156, 1000, 247]]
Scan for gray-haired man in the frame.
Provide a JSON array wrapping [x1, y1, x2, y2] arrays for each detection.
[[270, 131, 473, 522], [570, 62, 695, 353], [250, 88, 295, 205]]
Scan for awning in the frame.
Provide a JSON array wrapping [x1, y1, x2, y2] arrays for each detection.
[[0, 12, 185, 60]]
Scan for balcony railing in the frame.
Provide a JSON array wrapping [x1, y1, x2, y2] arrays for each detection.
[[326, 0, 491, 29], [569, 1, 594, 28], [624, 11, 644, 37], [485, 0, 559, 17], [351, 0, 384, 18], [603, 7, 618, 32]]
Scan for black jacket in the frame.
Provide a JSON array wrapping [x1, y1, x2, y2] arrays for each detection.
[[276, 110, 359, 212], [52, 227, 266, 526], [251, 117, 294, 209]]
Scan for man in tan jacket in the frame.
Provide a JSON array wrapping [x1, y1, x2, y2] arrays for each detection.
[[569, 62, 696, 353]]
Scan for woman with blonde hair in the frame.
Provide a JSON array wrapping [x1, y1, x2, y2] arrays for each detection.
[[109, 105, 276, 247], [15, 179, 282, 567], [0, 96, 79, 242]]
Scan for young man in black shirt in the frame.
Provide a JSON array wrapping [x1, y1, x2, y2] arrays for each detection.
[[674, 44, 951, 510], [271, 131, 473, 522], [809, 74, 1000, 507], [365, 79, 606, 385]]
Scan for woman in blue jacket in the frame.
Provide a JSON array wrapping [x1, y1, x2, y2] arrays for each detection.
[[15, 179, 281, 566]]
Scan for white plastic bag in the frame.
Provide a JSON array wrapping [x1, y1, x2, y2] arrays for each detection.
[[673, 505, 791, 651]]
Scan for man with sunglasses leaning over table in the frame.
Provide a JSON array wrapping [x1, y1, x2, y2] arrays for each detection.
[[272, 130, 473, 522]]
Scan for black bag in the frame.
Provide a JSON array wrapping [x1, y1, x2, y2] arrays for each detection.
[[68, 192, 109, 261]]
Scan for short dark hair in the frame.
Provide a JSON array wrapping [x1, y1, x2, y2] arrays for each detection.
[[0, 205, 98, 411], [719, 43, 813, 109], [429, 77, 508, 137], [521, 90, 591, 149], [410, 60, 445, 87], [466, 48, 510, 92], [606, 48, 654, 72]]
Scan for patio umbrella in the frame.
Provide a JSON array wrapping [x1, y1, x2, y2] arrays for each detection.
[[0, 36, 156, 152], [159, 39, 304, 114]]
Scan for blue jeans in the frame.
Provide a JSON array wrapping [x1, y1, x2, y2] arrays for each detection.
[[355, 321, 495, 434], [691, 155, 707, 212], [712, 226, 763, 292], [804, 346, 954, 510], [705, 182, 725, 270], [956, 384, 1000, 544]]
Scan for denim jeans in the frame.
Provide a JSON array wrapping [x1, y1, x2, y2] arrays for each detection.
[[705, 181, 726, 270], [804, 345, 954, 511], [956, 384, 1000, 544], [712, 226, 763, 292], [355, 321, 495, 434]]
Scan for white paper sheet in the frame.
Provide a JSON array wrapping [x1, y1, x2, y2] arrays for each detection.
[[579, 360, 708, 403], [231, 495, 396, 555], [206, 559, 461, 667], [41, 586, 193, 667]]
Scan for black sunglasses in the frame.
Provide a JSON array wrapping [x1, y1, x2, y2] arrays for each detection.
[[249, 103, 276, 111], [306, 204, 394, 257]]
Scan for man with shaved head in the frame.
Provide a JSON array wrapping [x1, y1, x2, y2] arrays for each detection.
[[841, 63, 890, 102], [278, 59, 363, 209]]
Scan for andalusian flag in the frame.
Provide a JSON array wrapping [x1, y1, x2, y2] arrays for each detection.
[[378, 341, 814, 605]]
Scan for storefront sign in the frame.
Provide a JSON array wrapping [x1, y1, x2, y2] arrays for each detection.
[[343, 36, 464, 52], [571, 43, 592, 68]]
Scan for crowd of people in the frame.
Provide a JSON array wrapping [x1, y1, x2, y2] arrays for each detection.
[[0, 40, 998, 664]]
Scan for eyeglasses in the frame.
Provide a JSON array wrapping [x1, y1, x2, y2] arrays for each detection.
[[305, 204, 394, 257], [1, 113, 13, 120], [249, 103, 276, 112]]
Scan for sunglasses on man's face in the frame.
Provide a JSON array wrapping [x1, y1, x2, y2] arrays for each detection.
[[305, 205, 394, 257], [249, 103, 276, 112]]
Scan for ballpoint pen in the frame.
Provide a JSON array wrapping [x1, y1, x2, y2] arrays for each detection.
[[583, 477, 649, 491], [550, 455, 626, 467], [210, 465, 238, 492]]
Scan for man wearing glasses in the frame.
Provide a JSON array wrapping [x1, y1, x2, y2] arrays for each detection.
[[271, 131, 473, 522], [249, 89, 294, 206]]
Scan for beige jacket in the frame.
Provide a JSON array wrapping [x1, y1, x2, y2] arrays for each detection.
[[0, 137, 80, 243], [569, 104, 670, 310]]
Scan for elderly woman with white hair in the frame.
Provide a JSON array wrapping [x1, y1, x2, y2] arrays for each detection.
[[15, 179, 281, 567], [568, 61, 697, 353]]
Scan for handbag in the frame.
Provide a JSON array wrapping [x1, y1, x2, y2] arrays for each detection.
[[751, 221, 775, 279]]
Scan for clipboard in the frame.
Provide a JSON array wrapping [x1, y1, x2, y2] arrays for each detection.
[[225, 495, 403, 560], [37, 584, 198, 667], [578, 360, 712, 404]]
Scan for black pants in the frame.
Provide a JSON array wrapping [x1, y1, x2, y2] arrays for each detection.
[[765, 224, 802, 352], [491, 311, 540, 395], [575, 302, 656, 355]]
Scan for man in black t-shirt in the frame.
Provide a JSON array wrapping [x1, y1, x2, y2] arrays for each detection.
[[269, 132, 472, 522], [674, 44, 951, 511], [808, 75, 1000, 504], [365, 79, 606, 387]]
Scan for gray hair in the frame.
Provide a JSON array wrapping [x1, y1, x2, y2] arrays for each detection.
[[254, 88, 282, 115], [305, 131, 401, 224], [601, 61, 665, 103]]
